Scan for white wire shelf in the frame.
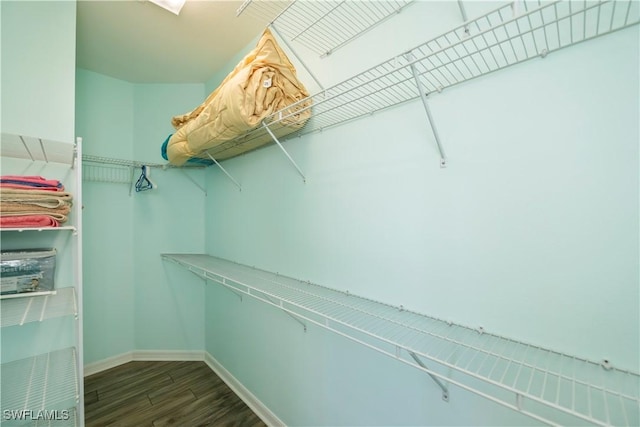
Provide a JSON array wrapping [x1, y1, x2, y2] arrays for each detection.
[[1, 287, 77, 326], [0, 348, 79, 419], [0, 226, 77, 233], [237, 0, 416, 57], [162, 253, 640, 427], [1, 134, 76, 167], [215, 0, 639, 162]]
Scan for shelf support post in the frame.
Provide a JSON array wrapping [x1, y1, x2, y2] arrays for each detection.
[[457, 0, 470, 35], [407, 55, 447, 168], [205, 152, 242, 191], [262, 122, 307, 182], [409, 351, 449, 402]]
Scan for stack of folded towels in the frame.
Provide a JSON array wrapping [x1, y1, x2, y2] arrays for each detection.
[[0, 176, 73, 228]]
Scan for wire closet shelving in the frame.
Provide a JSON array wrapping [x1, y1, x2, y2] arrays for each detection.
[[82, 154, 206, 194], [1, 133, 86, 424], [0, 347, 79, 422], [237, 0, 416, 57], [212, 0, 639, 172], [1, 287, 78, 326], [162, 253, 640, 427]]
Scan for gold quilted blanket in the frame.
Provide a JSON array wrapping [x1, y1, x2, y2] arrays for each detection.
[[166, 28, 311, 166]]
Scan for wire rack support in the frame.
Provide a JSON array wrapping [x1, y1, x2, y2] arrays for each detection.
[[162, 254, 640, 427], [408, 55, 447, 167], [262, 122, 306, 182], [220, 0, 639, 167]]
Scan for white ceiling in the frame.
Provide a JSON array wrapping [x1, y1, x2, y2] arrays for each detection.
[[76, 0, 277, 83]]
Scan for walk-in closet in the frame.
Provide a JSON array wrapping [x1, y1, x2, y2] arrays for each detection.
[[1, 0, 639, 426]]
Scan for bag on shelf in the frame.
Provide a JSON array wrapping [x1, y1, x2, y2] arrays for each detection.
[[0, 248, 56, 295]]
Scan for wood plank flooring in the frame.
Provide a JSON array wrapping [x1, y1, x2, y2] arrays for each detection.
[[84, 361, 267, 427]]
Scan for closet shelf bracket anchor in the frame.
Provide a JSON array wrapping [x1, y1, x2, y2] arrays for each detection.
[[409, 351, 449, 402], [205, 152, 242, 191], [262, 122, 307, 182], [407, 55, 447, 168], [457, 0, 470, 36], [264, 294, 307, 332]]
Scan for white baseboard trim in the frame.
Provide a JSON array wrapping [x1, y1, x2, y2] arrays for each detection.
[[84, 350, 205, 377], [84, 352, 133, 377], [132, 349, 205, 361], [84, 350, 283, 426], [204, 352, 285, 427]]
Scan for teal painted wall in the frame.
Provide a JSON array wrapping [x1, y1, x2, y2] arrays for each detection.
[[76, 70, 207, 363], [0, 1, 77, 363], [203, 2, 639, 425], [132, 83, 206, 351], [76, 69, 136, 365], [1, 1, 76, 143]]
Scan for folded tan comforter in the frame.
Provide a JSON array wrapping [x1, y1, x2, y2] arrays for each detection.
[[166, 28, 312, 166]]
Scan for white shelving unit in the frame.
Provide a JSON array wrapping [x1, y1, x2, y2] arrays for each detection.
[[214, 0, 639, 169], [1, 288, 78, 327], [0, 348, 79, 418], [1, 133, 84, 426], [162, 253, 640, 427]]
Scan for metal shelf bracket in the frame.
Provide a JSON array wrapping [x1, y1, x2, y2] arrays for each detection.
[[262, 122, 307, 182], [409, 351, 450, 402], [407, 54, 448, 168], [264, 294, 308, 332], [205, 152, 242, 191]]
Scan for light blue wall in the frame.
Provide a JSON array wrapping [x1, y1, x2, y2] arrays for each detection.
[[132, 84, 206, 351], [0, 1, 77, 363], [76, 70, 207, 362], [76, 69, 136, 365], [1, 1, 76, 143], [203, 2, 639, 425]]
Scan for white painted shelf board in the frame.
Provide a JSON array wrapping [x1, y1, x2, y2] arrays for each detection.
[[0, 348, 79, 416], [1, 287, 77, 326], [162, 253, 640, 426]]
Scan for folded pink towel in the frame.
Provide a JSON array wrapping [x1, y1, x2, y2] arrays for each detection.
[[0, 215, 59, 228], [0, 175, 63, 191]]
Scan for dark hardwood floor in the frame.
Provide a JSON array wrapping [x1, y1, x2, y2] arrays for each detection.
[[84, 360, 267, 427]]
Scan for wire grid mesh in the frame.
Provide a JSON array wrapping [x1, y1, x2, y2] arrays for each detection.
[[238, 0, 415, 57], [1, 288, 77, 327], [82, 163, 132, 184], [218, 0, 639, 158], [1, 348, 79, 415], [1, 134, 76, 166], [163, 253, 640, 426]]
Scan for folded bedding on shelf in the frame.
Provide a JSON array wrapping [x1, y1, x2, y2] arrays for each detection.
[[0, 203, 71, 216], [0, 215, 60, 228], [0, 188, 73, 207], [164, 28, 312, 166], [0, 175, 64, 191], [0, 178, 73, 228]]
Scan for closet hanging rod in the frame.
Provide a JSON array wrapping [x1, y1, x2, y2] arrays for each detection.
[[162, 253, 640, 427], [82, 155, 204, 169]]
